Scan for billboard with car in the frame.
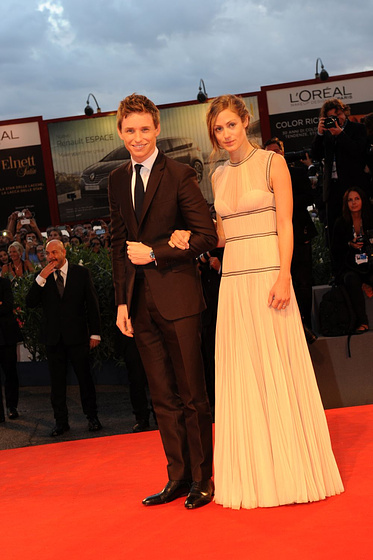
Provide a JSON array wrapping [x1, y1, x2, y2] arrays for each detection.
[[47, 95, 261, 222]]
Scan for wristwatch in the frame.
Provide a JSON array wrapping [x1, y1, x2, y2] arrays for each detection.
[[149, 249, 156, 261]]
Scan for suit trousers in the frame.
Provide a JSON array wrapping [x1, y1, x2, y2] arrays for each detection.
[[46, 338, 98, 422], [0, 344, 19, 413], [131, 277, 213, 482], [118, 333, 151, 422]]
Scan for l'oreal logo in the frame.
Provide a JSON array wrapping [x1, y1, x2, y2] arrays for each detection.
[[289, 86, 352, 104], [0, 130, 20, 141]]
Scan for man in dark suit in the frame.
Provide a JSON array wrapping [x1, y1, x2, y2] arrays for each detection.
[[0, 277, 22, 422], [311, 98, 368, 241], [108, 93, 217, 509], [26, 240, 102, 436]]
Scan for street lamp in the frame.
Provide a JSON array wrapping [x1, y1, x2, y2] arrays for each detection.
[[197, 79, 208, 103], [84, 93, 102, 115], [315, 58, 329, 81]]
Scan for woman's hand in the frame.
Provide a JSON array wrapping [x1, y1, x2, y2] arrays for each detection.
[[268, 276, 291, 310], [349, 239, 364, 250], [168, 230, 191, 250]]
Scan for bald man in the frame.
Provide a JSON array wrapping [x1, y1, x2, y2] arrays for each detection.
[[26, 240, 102, 436]]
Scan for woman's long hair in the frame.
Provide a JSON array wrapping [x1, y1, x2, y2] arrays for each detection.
[[342, 187, 373, 229]]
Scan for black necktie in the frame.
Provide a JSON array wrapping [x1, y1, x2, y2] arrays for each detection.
[[134, 164, 144, 222], [55, 269, 64, 298]]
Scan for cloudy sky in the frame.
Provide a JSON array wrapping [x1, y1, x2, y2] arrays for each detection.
[[1, 0, 372, 122]]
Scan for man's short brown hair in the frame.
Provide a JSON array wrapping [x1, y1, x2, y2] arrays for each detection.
[[263, 137, 284, 152], [320, 98, 350, 118], [116, 93, 160, 131]]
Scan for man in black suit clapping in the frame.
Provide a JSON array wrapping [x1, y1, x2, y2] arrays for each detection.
[[26, 240, 102, 436]]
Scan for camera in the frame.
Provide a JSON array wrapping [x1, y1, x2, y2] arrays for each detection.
[[284, 148, 311, 164], [18, 211, 25, 218], [324, 116, 338, 129]]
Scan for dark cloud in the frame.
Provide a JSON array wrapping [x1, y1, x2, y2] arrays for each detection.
[[0, 0, 372, 121]]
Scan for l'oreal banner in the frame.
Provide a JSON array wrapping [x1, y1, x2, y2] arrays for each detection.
[[263, 74, 373, 151], [47, 95, 261, 222], [0, 121, 51, 227]]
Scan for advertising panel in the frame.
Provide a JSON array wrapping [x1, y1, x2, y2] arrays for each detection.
[[47, 95, 261, 222], [0, 120, 51, 228], [263, 74, 373, 153]]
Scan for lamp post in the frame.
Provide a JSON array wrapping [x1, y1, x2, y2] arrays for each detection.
[[197, 79, 208, 103], [315, 58, 329, 81], [84, 93, 102, 115]]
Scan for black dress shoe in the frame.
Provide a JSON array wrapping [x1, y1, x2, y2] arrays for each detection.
[[132, 419, 150, 433], [142, 480, 191, 506], [50, 423, 70, 437], [88, 416, 102, 431], [7, 407, 19, 419], [184, 479, 214, 509]]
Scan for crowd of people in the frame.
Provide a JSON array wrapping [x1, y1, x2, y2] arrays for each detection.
[[0, 93, 372, 511], [0, 212, 111, 278]]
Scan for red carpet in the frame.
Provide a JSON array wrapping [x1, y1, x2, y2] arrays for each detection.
[[1, 406, 372, 560]]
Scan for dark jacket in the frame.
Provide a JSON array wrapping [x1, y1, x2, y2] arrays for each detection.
[[0, 277, 22, 346], [312, 119, 368, 202], [26, 263, 101, 346], [108, 151, 217, 321], [289, 165, 317, 243], [331, 215, 373, 278]]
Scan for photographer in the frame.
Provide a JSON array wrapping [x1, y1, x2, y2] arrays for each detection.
[[7, 210, 43, 244], [312, 98, 368, 241], [23, 231, 40, 265], [264, 138, 317, 342], [331, 187, 373, 334]]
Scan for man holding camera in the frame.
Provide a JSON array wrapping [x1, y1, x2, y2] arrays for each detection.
[[312, 98, 368, 240]]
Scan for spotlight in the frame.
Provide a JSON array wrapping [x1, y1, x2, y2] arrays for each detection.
[[315, 58, 329, 81], [84, 93, 102, 116], [197, 79, 208, 103]]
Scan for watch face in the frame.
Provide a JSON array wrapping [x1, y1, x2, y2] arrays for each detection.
[[150, 250, 155, 260]]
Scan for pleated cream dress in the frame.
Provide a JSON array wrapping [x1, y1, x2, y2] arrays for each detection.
[[213, 148, 344, 510]]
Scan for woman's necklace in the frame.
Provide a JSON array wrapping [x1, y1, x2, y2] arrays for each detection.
[[12, 260, 23, 275], [229, 148, 257, 167]]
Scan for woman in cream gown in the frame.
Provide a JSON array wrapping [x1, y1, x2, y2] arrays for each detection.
[[171, 94, 344, 511], [208, 95, 343, 510]]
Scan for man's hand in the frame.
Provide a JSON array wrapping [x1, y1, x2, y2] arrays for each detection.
[[126, 241, 153, 265], [39, 261, 56, 279], [116, 304, 134, 337], [90, 338, 101, 349], [300, 152, 313, 167], [209, 256, 221, 272], [328, 121, 343, 136], [168, 230, 191, 250]]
